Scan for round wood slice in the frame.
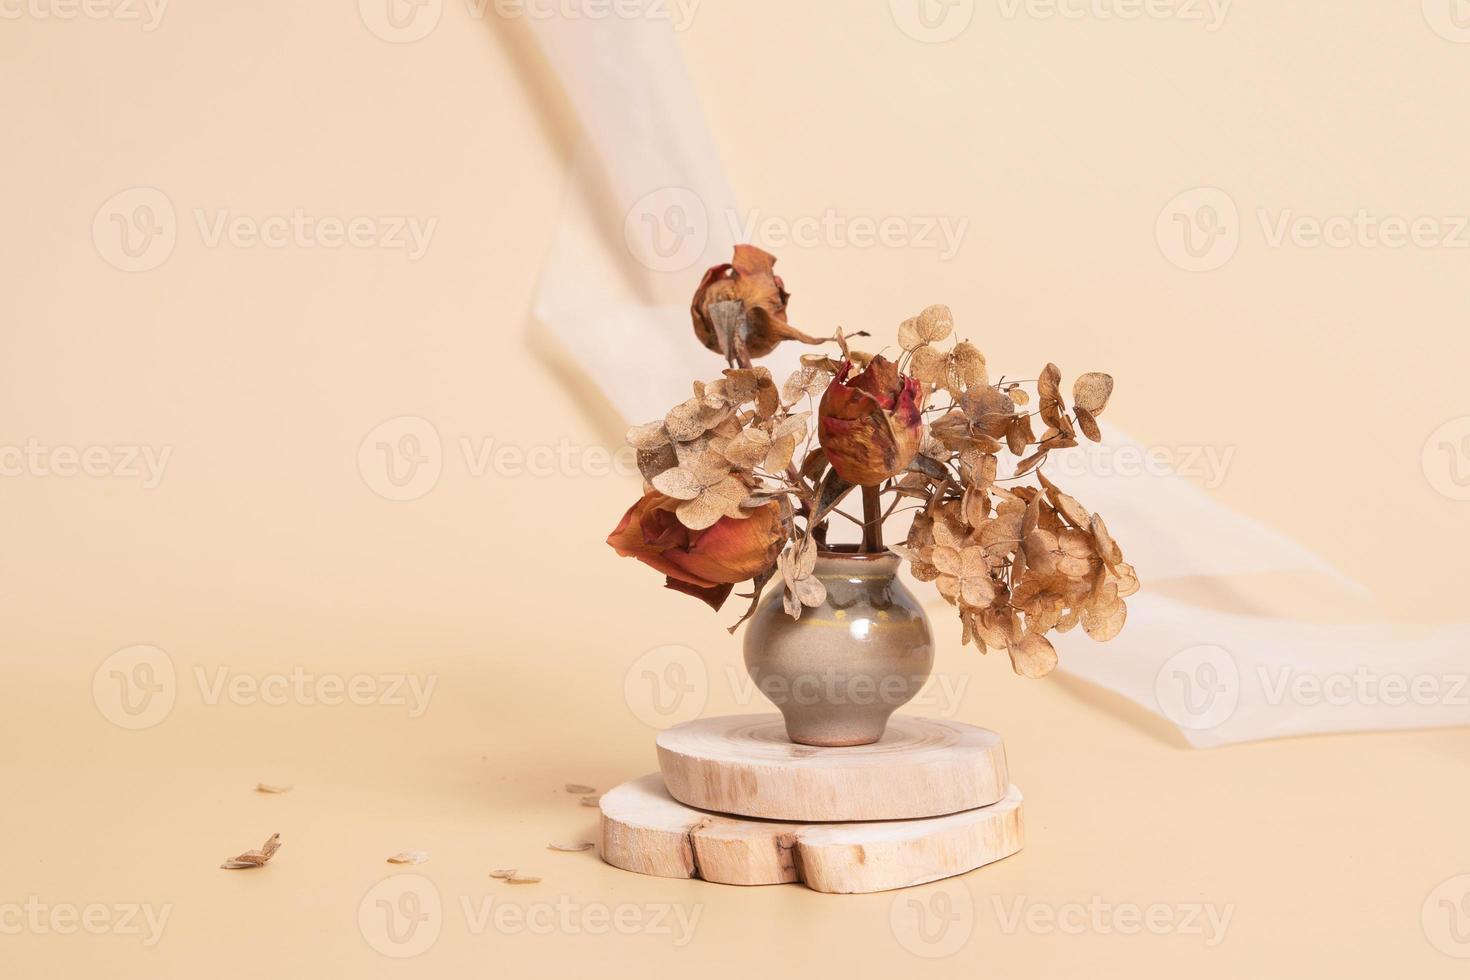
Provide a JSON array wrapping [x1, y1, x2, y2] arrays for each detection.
[[656, 713, 1009, 821], [599, 774, 1024, 894]]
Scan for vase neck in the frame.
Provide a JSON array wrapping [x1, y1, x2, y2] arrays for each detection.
[[813, 550, 900, 580]]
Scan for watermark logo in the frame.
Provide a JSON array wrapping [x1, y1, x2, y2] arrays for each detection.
[[192, 666, 436, 717], [623, 644, 708, 728], [359, 0, 442, 42], [0, 440, 172, 488], [1045, 440, 1236, 490], [94, 188, 436, 270], [992, 896, 1233, 945], [1259, 666, 1469, 709], [1423, 0, 1470, 42], [889, 0, 975, 43], [460, 894, 701, 944], [360, 874, 442, 958], [359, 416, 443, 502], [1423, 416, 1470, 502], [729, 209, 969, 262], [1154, 644, 1239, 731], [624, 187, 710, 274], [0, 898, 172, 946], [1157, 187, 1239, 272], [995, 0, 1229, 29], [1423, 874, 1470, 958], [890, 880, 974, 958], [92, 645, 176, 730], [93, 651, 437, 729], [1257, 209, 1470, 251], [93, 187, 177, 272], [0, 0, 169, 31]]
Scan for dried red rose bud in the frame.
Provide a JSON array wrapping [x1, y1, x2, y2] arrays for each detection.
[[606, 491, 783, 610], [691, 245, 827, 363], [817, 355, 924, 486]]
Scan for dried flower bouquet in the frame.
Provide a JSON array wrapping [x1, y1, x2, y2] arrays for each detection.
[[608, 246, 1138, 678]]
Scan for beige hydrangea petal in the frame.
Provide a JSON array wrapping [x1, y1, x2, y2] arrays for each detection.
[[675, 495, 726, 530], [721, 430, 771, 470], [1090, 513, 1122, 568], [950, 342, 987, 390], [960, 573, 995, 608], [781, 366, 832, 405], [898, 317, 926, 352], [665, 397, 713, 442], [931, 545, 962, 576], [1081, 594, 1127, 641], [1074, 407, 1102, 442], [918, 304, 954, 341], [651, 467, 702, 501], [1072, 372, 1114, 414], [910, 345, 948, 387], [1009, 633, 1058, 678], [626, 421, 670, 450], [763, 435, 798, 473]]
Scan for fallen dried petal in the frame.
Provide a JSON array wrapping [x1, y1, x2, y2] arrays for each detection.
[[564, 783, 596, 795], [489, 869, 518, 879], [255, 783, 293, 794], [579, 795, 602, 807], [220, 833, 281, 870], [548, 841, 594, 852], [387, 851, 428, 865], [505, 874, 542, 885]]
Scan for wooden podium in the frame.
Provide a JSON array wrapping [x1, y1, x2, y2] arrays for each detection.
[[598, 714, 1024, 894]]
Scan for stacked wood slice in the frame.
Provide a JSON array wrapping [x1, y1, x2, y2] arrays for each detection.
[[598, 714, 1024, 894]]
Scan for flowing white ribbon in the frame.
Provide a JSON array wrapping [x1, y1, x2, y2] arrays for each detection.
[[525, 16, 1469, 746]]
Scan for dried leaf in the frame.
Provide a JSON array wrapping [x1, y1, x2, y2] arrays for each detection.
[[1074, 406, 1102, 442], [778, 540, 827, 617], [1014, 449, 1047, 477], [255, 783, 293, 794], [1072, 372, 1114, 414], [1004, 415, 1034, 457], [1037, 363, 1062, 406], [636, 444, 678, 481], [1090, 514, 1123, 569], [220, 833, 281, 870]]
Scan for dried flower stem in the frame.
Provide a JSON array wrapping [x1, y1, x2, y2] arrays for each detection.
[[861, 485, 883, 552]]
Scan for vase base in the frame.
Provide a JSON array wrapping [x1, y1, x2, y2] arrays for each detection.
[[655, 713, 1009, 822]]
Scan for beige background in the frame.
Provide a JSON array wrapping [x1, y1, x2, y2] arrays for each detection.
[[2, 1, 1469, 976]]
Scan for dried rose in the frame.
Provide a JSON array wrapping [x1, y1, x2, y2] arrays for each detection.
[[816, 355, 923, 486], [690, 245, 826, 362], [607, 491, 784, 611]]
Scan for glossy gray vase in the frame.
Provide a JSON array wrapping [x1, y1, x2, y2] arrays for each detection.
[[743, 548, 935, 746]]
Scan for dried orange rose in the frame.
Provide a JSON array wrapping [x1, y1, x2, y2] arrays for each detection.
[[691, 245, 827, 362], [817, 355, 923, 486], [607, 491, 783, 610]]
